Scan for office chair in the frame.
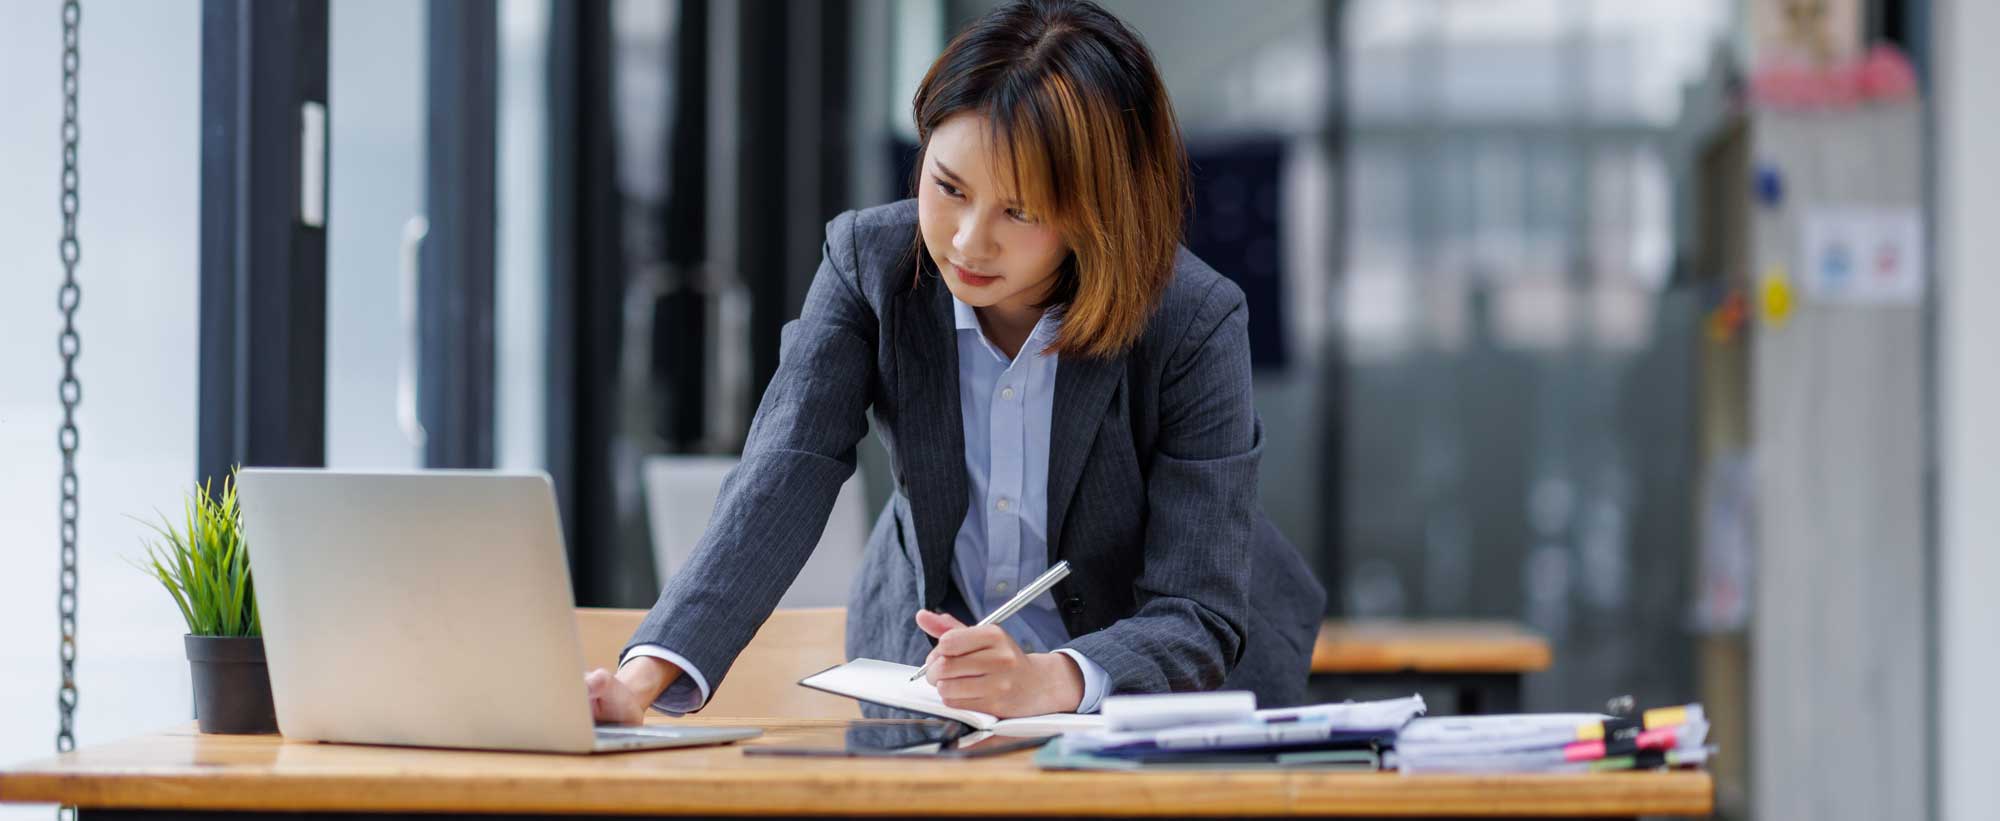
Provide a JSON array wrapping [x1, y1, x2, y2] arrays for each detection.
[[641, 455, 870, 608]]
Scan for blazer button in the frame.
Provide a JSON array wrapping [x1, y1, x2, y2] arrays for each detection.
[[1062, 596, 1085, 617]]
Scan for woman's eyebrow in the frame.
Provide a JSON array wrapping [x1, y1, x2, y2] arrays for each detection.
[[936, 158, 1032, 207], [934, 160, 1024, 208], [932, 160, 971, 189]]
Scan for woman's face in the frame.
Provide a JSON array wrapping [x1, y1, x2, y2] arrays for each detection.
[[917, 113, 1070, 318]]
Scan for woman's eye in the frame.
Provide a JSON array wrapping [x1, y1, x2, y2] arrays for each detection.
[[1006, 208, 1035, 224], [933, 179, 963, 199]]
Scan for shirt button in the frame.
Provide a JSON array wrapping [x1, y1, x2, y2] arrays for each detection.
[[995, 497, 1011, 512], [1000, 386, 1016, 400], [995, 581, 1011, 594]]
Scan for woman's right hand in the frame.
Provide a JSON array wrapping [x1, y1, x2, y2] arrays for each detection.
[[584, 656, 681, 725]]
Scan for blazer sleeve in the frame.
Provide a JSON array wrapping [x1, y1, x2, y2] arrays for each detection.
[[1062, 278, 1258, 695], [622, 211, 876, 706]]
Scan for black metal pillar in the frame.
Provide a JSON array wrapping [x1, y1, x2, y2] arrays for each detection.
[[421, 0, 500, 469], [545, 0, 625, 604], [737, 0, 853, 409], [197, 0, 331, 486], [1317, 0, 1350, 614]]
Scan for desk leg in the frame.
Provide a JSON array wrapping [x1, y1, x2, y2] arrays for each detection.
[[1307, 672, 1525, 715], [1455, 673, 1522, 715]]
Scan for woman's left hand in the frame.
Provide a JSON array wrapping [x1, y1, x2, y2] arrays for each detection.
[[913, 610, 1084, 718]]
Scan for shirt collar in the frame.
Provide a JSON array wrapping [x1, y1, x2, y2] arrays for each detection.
[[950, 294, 1066, 345], [951, 294, 981, 331]]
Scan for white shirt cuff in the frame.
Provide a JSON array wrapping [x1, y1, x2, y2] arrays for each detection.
[[1052, 648, 1111, 714], [620, 643, 712, 716]]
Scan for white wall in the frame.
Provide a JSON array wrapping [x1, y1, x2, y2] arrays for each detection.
[[0, 3, 204, 819], [1936, 1, 2000, 819]]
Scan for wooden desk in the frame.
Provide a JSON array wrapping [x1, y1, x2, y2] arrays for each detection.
[[574, 610, 1553, 718], [0, 717, 1710, 819], [1310, 621, 1553, 715]]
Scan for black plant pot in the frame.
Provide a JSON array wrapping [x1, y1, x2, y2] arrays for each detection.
[[185, 635, 279, 734]]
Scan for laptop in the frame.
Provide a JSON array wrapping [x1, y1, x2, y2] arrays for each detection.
[[236, 468, 761, 754]]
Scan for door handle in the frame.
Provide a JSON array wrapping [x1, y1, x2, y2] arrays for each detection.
[[398, 215, 429, 451]]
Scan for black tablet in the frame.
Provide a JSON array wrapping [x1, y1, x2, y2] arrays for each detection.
[[742, 719, 1054, 759]]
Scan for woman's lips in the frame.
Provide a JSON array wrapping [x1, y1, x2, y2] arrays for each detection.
[[953, 264, 1000, 287]]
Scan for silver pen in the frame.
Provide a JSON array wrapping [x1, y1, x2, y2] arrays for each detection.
[[908, 560, 1072, 682]]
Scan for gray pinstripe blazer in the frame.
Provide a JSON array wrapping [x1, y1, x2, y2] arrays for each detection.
[[626, 199, 1327, 708]]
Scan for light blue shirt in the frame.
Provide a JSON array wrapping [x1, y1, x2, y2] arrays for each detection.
[[624, 296, 1110, 715], [945, 295, 1110, 714]]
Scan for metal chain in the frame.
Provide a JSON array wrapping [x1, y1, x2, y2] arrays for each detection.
[[56, 0, 83, 794]]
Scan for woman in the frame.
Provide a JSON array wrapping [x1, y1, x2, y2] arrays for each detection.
[[587, 0, 1325, 723]]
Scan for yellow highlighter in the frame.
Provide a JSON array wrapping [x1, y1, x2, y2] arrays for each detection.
[[1575, 704, 1700, 742]]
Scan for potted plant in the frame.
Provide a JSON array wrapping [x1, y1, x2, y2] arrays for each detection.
[[133, 469, 277, 734]]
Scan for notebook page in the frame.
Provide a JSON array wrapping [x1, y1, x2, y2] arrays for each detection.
[[800, 658, 1000, 729], [988, 711, 1106, 736]]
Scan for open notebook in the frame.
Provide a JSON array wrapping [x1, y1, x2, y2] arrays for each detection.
[[800, 658, 1108, 736]]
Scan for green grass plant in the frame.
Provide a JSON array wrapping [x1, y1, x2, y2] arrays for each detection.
[[131, 470, 260, 637]]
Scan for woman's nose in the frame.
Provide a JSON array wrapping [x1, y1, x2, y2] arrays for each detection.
[[953, 211, 997, 260]]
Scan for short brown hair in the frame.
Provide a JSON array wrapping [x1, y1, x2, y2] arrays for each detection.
[[911, 0, 1189, 359]]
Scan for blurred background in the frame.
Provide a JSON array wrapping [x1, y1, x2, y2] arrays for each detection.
[[2, 1, 1996, 819]]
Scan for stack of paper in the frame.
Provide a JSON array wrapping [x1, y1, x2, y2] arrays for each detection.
[[1037, 693, 1427, 772], [1393, 703, 1713, 774]]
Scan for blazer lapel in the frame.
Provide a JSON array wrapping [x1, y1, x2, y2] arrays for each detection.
[[1045, 350, 1123, 566], [893, 277, 967, 610]]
